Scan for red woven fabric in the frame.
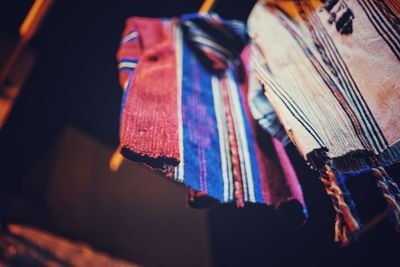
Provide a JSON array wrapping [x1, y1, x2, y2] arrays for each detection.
[[118, 18, 180, 168]]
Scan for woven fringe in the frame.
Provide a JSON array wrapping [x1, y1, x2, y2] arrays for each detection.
[[319, 152, 362, 246], [332, 141, 400, 173]]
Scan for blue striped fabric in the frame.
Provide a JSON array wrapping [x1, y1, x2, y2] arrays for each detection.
[[174, 16, 268, 204], [173, 41, 268, 204], [176, 36, 227, 199], [118, 58, 138, 72], [117, 14, 306, 215], [226, 70, 264, 203], [120, 30, 138, 44]]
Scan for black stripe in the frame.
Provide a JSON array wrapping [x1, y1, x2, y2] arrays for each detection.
[[253, 57, 326, 147], [251, 51, 319, 133], [307, 9, 389, 151], [368, 0, 400, 45], [377, 0, 400, 35], [359, 0, 400, 61], [277, 11, 372, 150], [316, 29, 389, 150], [300, 1, 385, 151], [307, 21, 381, 151], [251, 51, 324, 146], [267, 79, 326, 148], [270, 10, 375, 149]]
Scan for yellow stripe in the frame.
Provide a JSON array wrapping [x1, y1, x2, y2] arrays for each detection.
[[122, 31, 138, 43], [192, 36, 229, 55], [118, 62, 137, 69]]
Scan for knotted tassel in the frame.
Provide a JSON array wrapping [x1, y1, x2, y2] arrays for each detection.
[[320, 176, 349, 244], [319, 152, 361, 246], [378, 167, 400, 205], [371, 165, 400, 232]]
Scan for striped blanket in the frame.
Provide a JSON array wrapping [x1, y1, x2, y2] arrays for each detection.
[[249, 0, 400, 245], [117, 14, 306, 220]]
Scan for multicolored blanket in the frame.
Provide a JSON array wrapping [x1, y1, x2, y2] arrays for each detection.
[[117, 13, 306, 220], [248, 0, 400, 245]]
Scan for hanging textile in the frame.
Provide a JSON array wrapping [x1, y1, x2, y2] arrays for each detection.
[[117, 13, 306, 221], [248, 0, 400, 245]]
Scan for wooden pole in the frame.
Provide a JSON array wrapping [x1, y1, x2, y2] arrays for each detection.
[[199, 0, 218, 14], [0, 0, 53, 87]]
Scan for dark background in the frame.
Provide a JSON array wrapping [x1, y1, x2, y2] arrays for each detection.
[[1, 1, 399, 266]]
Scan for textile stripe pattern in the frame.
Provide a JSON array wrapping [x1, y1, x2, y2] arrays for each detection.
[[248, 0, 400, 244], [249, 1, 400, 167], [118, 18, 180, 171], [117, 14, 306, 218], [247, 59, 290, 146], [358, 0, 400, 61], [173, 16, 305, 210]]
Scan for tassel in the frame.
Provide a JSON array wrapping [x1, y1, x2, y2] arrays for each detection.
[[378, 167, 400, 204], [371, 165, 400, 232], [319, 151, 361, 246]]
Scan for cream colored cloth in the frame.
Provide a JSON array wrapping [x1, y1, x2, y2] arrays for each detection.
[[248, 0, 400, 172]]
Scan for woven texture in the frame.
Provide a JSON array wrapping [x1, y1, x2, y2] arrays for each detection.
[[247, 58, 290, 146], [249, 0, 400, 172], [118, 18, 180, 171], [117, 14, 306, 220], [249, 0, 400, 244]]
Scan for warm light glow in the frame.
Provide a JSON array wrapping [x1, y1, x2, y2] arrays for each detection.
[[109, 145, 124, 172]]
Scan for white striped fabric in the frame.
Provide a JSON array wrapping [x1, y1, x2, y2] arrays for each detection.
[[248, 1, 400, 172]]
